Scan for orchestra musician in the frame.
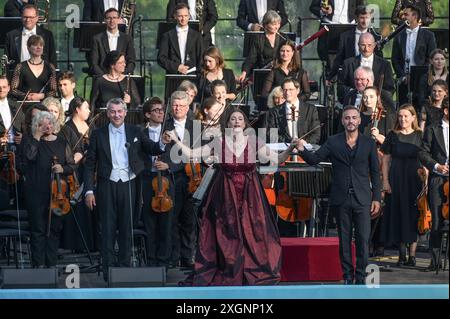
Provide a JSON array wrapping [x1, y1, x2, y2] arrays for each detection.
[[22, 111, 76, 268], [0, 76, 25, 148], [166, 0, 218, 48], [58, 71, 77, 113], [417, 49, 449, 110], [177, 80, 199, 115], [5, 4, 56, 71], [89, 8, 136, 77], [10, 34, 57, 103], [198, 46, 236, 105], [210, 80, 229, 109], [83, 98, 169, 281], [261, 41, 311, 103], [236, 0, 288, 31], [380, 104, 424, 268], [419, 100, 449, 272], [90, 50, 141, 112], [157, 3, 203, 75], [164, 107, 299, 285], [391, 0, 434, 27], [141, 97, 174, 268], [297, 105, 381, 284], [391, 5, 436, 107], [267, 86, 285, 109], [420, 81, 448, 131], [43, 97, 65, 129]]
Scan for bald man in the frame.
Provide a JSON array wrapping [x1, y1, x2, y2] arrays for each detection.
[[338, 32, 394, 101]]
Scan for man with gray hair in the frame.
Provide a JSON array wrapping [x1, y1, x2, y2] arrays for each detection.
[[164, 90, 196, 269], [84, 97, 169, 282], [338, 32, 394, 101]]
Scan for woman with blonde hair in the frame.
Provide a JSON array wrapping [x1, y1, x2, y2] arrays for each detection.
[[43, 96, 65, 128], [267, 86, 285, 109]]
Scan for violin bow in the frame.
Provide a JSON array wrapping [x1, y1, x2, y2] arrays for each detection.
[[71, 111, 104, 153], [3, 89, 31, 138]]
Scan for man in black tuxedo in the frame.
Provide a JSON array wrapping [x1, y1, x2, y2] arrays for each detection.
[[84, 97, 169, 281], [158, 3, 203, 75], [419, 101, 449, 272], [0, 76, 24, 147], [164, 90, 196, 269], [5, 4, 56, 71], [327, 5, 382, 82], [236, 0, 288, 31], [90, 8, 136, 76], [166, 0, 218, 48], [265, 78, 321, 145], [391, 5, 436, 107], [82, 0, 124, 22], [338, 33, 394, 100], [3, 0, 34, 17], [297, 105, 381, 284]]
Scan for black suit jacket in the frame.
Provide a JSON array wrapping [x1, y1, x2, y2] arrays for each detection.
[[90, 31, 136, 76], [300, 132, 381, 206], [342, 89, 396, 113], [5, 25, 57, 70], [309, 0, 362, 22], [391, 27, 436, 78], [265, 101, 321, 144], [82, 0, 124, 22], [328, 28, 382, 80], [83, 123, 165, 193], [236, 0, 288, 31], [166, 0, 218, 47], [419, 122, 448, 175], [164, 116, 195, 173], [157, 28, 203, 74], [338, 55, 395, 101], [0, 99, 25, 135], [3, 0, 35, 17]]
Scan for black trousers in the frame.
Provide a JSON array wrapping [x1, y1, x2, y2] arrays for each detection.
[[427, 174, 448, 265], [26, 190, 62, 267], [170, 172, 196, 264], [141, 172, 173, 266], [333, 193, 371, 281], [96, 177, 136, 274]]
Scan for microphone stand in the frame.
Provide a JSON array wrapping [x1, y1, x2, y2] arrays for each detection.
[[124, 142, 137, 268]]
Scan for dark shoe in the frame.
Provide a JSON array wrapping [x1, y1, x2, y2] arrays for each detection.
[[343, 279, 354, 285], [422, 264, 442, 272], [396, 256, 407, 267], [405, 256, 416, 267], [355, 279, 365, 285], [180, 259, 194, 269]]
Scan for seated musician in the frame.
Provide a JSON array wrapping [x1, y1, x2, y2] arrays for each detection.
[[391, 5, 436, 107], [141, 97, 174, 269], [418, 100, 449, 272], [338, 33, 394, 100], [236, 0, 288, 31], [90, 50, 141, 112], [90, 8, 136, 77], [238, 10, 286, 83], [166, 0, 218, 48], [327, 5, 383, 83], [58, 71, 77, 113], [157, 3, 203, 75], [0, 76, 25, 147], [267, 86, 285, 109], [261, 41, 311, 103], [198, 46, 236, 105], [391, 0, 434, 27], [210, 80, 229, 109], [420, 81, 448, 131], [10, 35, 57, 103]]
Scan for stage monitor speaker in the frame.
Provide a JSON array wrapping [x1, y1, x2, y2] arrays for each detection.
[[108, 267, 166, 288], [0, 268, 58, 289]]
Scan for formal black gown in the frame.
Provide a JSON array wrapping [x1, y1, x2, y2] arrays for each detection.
[[186, 137, 281, 286], [90, 76, 141, 111], [197, 69, 237, 103], [262, 67, 311, 101], [380, 131, 423, 246], [420, 102, 444, 129], [10, 61, 57, 100]]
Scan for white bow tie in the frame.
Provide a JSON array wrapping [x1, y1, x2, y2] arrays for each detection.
[[178, 28, 188, 33], [406, 28, 418, 35], [112, 128, 123, 134], [22, 30, 33, 36]]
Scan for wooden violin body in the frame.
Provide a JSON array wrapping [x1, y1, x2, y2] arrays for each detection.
[[50, 157, 71, 216], [151, 171, 173, 213], [443, 180, 449, 220], [185, 162, 202, 194], [417, 168, 432, 235], [0, 151, 20, 184]]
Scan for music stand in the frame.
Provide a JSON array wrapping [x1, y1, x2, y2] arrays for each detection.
[[164, 74, 197, 102], [73, 22, 106, 52], [252, 68, 271, 109], [0, 17, 22, 49], [156, 21, 200, 50], [429, 28, 449, 52], [325, 24, 356, 55]]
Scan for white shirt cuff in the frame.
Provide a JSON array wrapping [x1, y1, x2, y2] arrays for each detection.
[[85, 190, 94, 197], [247, 23, 253, 31], [159, 141, 166, 151], [433, 163, 440, 173]]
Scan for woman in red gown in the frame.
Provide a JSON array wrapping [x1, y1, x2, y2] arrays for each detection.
[[165, 107, 298, 286]]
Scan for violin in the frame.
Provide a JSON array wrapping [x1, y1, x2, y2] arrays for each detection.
[[67, 173, 81, 204], [151, 157, 173, 213], [417, 168, 432, 235], [442, 180, 449, 220], [185, 162, 202, 194], [50, 156, 71, 217]]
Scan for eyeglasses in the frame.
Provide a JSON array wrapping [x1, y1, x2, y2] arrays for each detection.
[[150, 108, 164, 113]]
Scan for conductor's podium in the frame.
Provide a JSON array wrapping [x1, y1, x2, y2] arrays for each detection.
[[280, 237, 355, 282]]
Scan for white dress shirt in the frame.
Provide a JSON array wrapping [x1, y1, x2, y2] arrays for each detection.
[[188, 0, 197, 20], [108, 123, 136, 182], [20, 26, 36, 62], [61, 96, 74, 113], [0, 99, 14, 143], [285, 100, 300, 138], [355, 92, 363, 108], [433, 120, 449, 175], [174, 118, 187, 143], [148, 124, 161, 173], [176, 25, 189, 64], [355, 28, 368, 55], [256, 0, 267, 25], [360, 53, 374, 70], [331, 0, 349, 24], [103, 0, 119, 11], [405, 26, 420, 72], [107, 30, 120, 51]]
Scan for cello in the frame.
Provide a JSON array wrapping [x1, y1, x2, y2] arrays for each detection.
[[417, 168, 432, 235]]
